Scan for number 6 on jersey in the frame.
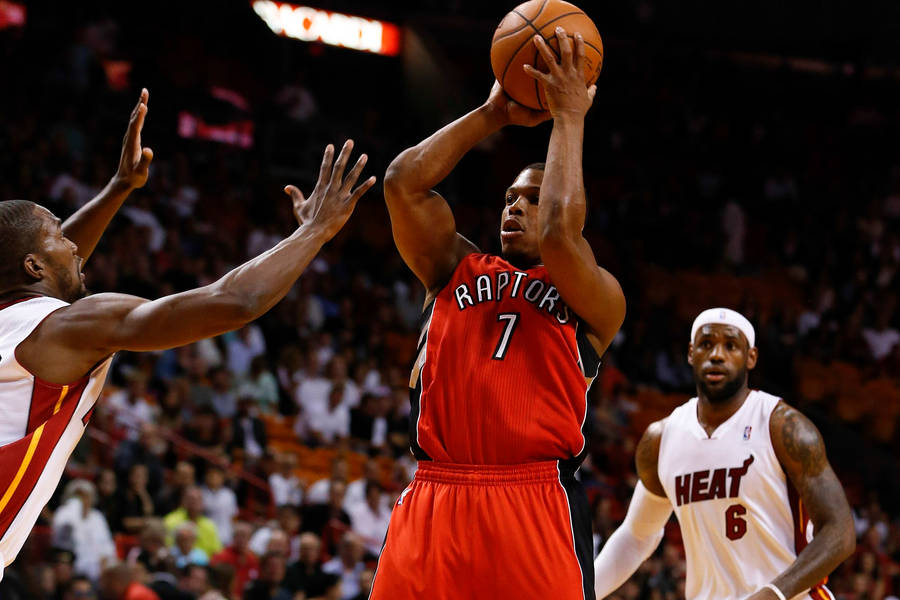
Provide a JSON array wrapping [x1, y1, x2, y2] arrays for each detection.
[[492, 312, 520, 360]]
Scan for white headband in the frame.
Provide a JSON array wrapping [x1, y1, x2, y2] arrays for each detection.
[[690, 308, 755, 348]]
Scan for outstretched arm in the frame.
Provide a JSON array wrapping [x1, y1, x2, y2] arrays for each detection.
[[384, 83, 549, 296], [746, 402, 855, 600], [525, 29, 625, 355], [62, 89, 154, 261], [19, 142, 376, 384], [594, 421, 672, 597]]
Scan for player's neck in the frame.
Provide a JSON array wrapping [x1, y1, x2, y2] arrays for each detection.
[[0, 284, 49, 305], [695, 386, 751, 436]]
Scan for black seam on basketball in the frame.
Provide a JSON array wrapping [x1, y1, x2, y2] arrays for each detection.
[[536, 11, 586, 33], [500, 20, 546, 89], [493, 14, 530, 43]]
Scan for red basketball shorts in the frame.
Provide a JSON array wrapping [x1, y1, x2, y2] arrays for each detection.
[[370, 460, 594, 600]]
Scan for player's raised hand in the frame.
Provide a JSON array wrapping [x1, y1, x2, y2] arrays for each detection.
[[114, 88, 154, 190], [285, 140, 376, 239], [486, 80, 551, 128], [523, 28, 597, 119]]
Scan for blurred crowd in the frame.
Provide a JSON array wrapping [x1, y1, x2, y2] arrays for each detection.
[[1, 5, 899, 600]]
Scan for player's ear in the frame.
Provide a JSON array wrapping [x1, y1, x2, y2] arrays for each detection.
[[687, 343, 694, 365], [22, 253, 44, 281], [746, 346, 758, 370]]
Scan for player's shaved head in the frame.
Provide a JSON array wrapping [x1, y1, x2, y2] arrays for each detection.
[[0, 200, 44, 290]]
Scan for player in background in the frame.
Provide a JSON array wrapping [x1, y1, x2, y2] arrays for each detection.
[[593, 308, 855, 600], [371, 29, 625, 600], [0, 89, 376, 578]]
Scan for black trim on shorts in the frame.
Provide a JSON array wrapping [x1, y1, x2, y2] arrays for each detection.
[[408, 301, 435, 461], [558, 460, 596, 600]]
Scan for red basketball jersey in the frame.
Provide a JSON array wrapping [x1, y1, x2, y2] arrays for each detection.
[[409, 253, 600, 465]]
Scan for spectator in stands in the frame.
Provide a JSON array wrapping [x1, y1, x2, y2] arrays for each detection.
[[241, 552, 291, 600], [96, 468, 123, 533], [50, 548, 77, 600], [98, 562, 159, 600], [163, 487, 222, 558], [249, 505, 301, 560], [349, 393, 391, 455], [52, 479, 117, 582], [200, 465, 238, 545], [202, 563, 234, 600], [863, 303, 900, 362], [229, 397, 268, 463], [227, 324, 267, 378], [284, 533, 329, 598], [238, 355, 280, 415], [170, 522, 209, 569], [114, 423, 165, 494], [304, 383, 351, 446], [348, 482, 390, 557], [211, 521, 259, 600], [322, 533, 365, 600], [175, 564, 209, 599], [128, 520, 170, 575], [64, 576, 97, 600], [268, 452, 304, 507], [156, 462, 196, 516], [209, 366, 238, 419], [343, 458, 380, 514], [119, 463, 156, 534], [107, 373, 157, 440], [306, 457, 349, 504], [302, 480, 351, 542], [350, 568, 375, 600]]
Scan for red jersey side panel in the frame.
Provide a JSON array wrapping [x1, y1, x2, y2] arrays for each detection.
[[412, 253, 598, 465]]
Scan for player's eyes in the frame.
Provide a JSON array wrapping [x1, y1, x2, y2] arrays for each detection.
[[505, 194, 514, 204], [528, 195, 539, 205]]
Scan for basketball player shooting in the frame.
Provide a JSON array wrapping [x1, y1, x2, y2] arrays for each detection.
[[371, 28, 624, 600], [593, 308, 855, 600], [0, 90, 375, 578]]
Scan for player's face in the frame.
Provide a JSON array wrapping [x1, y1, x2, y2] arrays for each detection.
[[687, 324, 758, 404], [500, 168, 543, 266], [34, 209, 87, 303]]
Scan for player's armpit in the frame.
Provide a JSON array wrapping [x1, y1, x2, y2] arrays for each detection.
[[768, 402, 856, 598], [635, 419, 667, 497]]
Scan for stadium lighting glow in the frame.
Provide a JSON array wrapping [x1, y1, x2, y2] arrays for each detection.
[[251, 1, 401, 56]]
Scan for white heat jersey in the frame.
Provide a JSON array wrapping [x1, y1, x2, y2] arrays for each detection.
[[657, 390, 832, 600], [0, 296, 112, 578]]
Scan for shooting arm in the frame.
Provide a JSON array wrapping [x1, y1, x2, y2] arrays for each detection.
[[526, 32, 625, 354], [384, 83, 548, 294]]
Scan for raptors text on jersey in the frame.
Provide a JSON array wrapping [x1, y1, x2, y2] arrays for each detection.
[[409, 253, 600, 465]]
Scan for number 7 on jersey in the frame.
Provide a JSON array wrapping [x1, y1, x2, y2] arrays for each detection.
[[492, 312, 520, 360]]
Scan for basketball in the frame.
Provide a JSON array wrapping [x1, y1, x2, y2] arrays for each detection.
[[490, 0, 603, 110]]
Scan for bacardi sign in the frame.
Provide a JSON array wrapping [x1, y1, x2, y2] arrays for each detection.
[[252, 1, 401, 56]]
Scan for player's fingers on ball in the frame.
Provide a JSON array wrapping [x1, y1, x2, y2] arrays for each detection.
[[574, 33, 586, 71], [522, 63, 549, 82], [555, 27, 573, 65], [331, 139, 354, 185], [587, 84, 597, 101], [318, 144, 335, 184], [532, 35, 560, 72]]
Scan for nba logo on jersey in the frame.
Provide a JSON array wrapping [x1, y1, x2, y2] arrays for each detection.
[[743, 426, 752, 440]]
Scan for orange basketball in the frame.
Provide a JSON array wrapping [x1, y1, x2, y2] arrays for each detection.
[[490, 0, 603, 110]]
